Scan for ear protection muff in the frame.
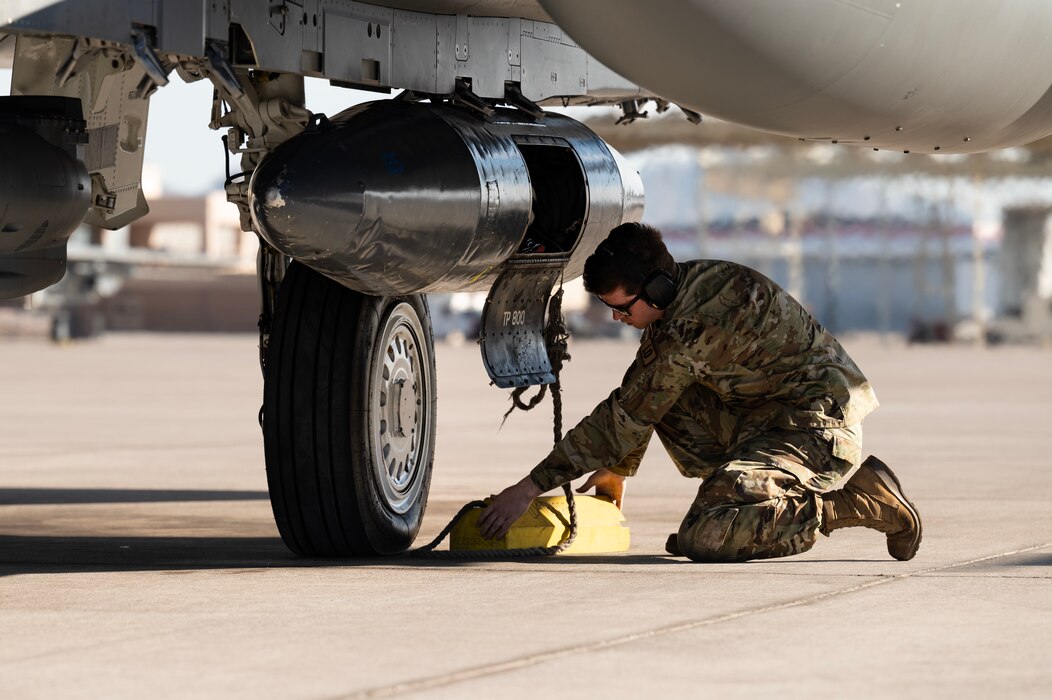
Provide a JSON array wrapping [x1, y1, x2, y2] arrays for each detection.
[[597, 238, 678, 310], [640, 269, 678, 310]]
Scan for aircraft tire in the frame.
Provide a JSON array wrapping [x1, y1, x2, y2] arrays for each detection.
[[263, 262, 436, 556]]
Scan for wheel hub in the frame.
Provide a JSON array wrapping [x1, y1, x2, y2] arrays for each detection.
[[393, 377, 418, 438], [370, 302, 432, 514]]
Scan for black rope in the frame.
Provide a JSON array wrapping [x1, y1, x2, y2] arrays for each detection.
[[410, 286, 576, 558]]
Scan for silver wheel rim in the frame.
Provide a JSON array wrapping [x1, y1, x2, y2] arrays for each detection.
[[369, 302, 432, 514]]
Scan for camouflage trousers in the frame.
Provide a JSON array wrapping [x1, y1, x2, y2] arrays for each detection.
[[646, 385, 864, 562]]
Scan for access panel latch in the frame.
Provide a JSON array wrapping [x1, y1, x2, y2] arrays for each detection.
[[479, 258, 565, 388]]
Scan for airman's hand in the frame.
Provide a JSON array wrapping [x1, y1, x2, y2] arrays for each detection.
[[576, 468, 627, 509], [478, 476, 543, 540]]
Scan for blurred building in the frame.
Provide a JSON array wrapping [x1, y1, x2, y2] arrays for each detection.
[[591, 114, 1052, 343], [0, 166, 258, 338]]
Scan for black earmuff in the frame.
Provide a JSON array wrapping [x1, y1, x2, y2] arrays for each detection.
[[640, 269, 677, 310]]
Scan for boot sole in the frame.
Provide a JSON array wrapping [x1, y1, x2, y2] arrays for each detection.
[[665, 533, 682, 557], [867, 457, 923, 560]]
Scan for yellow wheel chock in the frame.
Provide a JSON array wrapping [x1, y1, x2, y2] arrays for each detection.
[[450, 495, 630, 554]]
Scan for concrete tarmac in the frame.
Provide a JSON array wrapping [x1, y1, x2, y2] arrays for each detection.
[[1, 333, 1049, 698]]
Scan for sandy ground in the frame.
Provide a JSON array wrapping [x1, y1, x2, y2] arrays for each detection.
[[0, 333, 1049, 698]]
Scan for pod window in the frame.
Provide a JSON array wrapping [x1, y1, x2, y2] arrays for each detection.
[[517, 144, 586, 255]]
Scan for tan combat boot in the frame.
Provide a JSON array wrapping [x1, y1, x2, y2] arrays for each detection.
[[821, 456, 922, 561]]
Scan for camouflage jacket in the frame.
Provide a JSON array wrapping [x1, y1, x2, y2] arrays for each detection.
[[529, 260, 879, 492]]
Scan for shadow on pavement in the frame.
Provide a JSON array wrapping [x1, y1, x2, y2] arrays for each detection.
[[0, 488, 269, 506], [0, 488, 693, 574], [386, 553, 688, 567], [987, 550, 1052, 568], [0, 534, 690, 575], [0, 535, 298, 575]]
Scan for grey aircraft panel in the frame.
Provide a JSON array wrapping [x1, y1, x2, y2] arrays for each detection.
[[376, 0, 552, 23], [0, 0, 644, 104], [0, 33, 10, 68]]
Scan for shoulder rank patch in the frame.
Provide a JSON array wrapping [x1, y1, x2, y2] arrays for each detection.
[[640, 335, 659, 366]]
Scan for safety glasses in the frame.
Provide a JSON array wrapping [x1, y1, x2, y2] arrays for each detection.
[[598, 292, 642, 317]]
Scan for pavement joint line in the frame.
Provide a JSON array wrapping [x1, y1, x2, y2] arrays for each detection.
[[343, 542, 1052, 699], [916, 574, 1051, 580]]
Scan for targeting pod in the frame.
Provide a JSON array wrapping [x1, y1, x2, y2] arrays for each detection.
[[249, 99, 643, 295]]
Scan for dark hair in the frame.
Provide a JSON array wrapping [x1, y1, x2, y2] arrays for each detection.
[[583, 222, 675, 296]]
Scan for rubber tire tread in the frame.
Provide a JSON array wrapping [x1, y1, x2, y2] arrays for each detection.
[[263, 263, 434, 556]]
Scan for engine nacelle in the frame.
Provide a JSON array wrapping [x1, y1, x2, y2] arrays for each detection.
[[0, 97, 90, 300], [249, 100, 643, 294]]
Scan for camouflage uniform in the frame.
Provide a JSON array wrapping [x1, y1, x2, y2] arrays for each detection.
[[530, 260, 879, 562]]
